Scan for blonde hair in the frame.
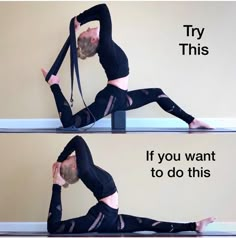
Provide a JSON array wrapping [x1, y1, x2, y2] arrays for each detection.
[[77, 37, 98, 60], [60, 163, 79, 188]]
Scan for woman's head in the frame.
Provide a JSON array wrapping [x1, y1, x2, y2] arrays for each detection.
[[77, 27, 99, 60], [60, 155, 79, 187]]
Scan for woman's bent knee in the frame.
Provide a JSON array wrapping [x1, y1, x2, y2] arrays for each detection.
[[47, 223, 57, 234], [61, 116, 75, 128]]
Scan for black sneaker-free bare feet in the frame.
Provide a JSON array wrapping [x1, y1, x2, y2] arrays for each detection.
[[189, 119, 214, 129], [196, 217, 216, 232]]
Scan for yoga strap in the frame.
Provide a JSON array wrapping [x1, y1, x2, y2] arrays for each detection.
[[69, 17, 83, 106], [45, 37, 70, 82], [45, 17, 96, 126]]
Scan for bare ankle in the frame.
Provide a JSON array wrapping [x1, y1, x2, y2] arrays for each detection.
[[48, 75, 60, 86], [48, 81, 59, 86], [195, 221, 201, 232]]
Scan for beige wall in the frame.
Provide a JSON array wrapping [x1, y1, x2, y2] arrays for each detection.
[[0, 1, 236, 119], [0, 133, 235, 222]]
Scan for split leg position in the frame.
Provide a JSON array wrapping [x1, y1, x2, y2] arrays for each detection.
[[42, 70, 211, 129], [48, 188, 214, 234], [47, 135, 215, 234]]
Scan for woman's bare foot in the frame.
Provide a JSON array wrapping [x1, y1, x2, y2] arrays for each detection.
[[196, 217, 215, 232], [41, 68, 60, 86], [189, 119, 213, 129]]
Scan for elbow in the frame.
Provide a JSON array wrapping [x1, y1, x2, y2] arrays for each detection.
[[98, 3, 109, 13], [73, 135, 84, 143], [73, 135, 83, 145], [100, 3, 108, 8]]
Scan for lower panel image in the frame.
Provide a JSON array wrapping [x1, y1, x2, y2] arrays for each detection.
[[0, 134, 235, 237]]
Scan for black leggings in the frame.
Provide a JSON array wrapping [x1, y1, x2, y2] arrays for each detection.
[[47, 188, 196, 234], [50, 84, 194, 128]]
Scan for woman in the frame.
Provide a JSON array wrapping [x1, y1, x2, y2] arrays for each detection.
[[47, 135, 215, 234], [42, 4, 211, 129]]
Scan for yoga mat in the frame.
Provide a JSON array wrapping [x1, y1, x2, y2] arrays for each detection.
[[0, 231, 236, 237], [0, 128, 236, 134]]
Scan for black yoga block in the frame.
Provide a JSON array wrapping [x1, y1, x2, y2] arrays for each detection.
[[111, 111, 126, 130]]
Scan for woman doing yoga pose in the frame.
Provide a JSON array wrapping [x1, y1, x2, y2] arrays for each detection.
[[42, 4, 211, 129], [47, 135, 215, 234]]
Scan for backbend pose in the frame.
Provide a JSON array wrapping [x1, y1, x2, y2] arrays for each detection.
[[48, 135, 214, 234], [42, 4, 211, 129]]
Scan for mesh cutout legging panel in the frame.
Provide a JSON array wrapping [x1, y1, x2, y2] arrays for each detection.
[[50, 84, 194, 128], [48, 194, 196, 234]]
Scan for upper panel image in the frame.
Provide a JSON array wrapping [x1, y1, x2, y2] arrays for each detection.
[[0, 1, 236, 133]]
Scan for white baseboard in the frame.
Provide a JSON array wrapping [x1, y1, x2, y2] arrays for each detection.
[[0, 118, 235, 129], [0, 222, 235, 232], [0, 222, 46, 232]]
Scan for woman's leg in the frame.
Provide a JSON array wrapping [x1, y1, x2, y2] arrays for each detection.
[[45, 71, 211, 128], [125, 88, 212, 128], [50, 84, 125, 128], [116, 214, 214, 233], [44, 70, 114, 128], [50, 84, 74, 127], [50, 84, 108, 128], [124, 88, 194, 125], [50, 85, 211, 129], [48, 185, 107, 234], [71, 85, 126, 128]]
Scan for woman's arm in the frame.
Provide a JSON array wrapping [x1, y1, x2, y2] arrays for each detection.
[[76, 4, 110, 26], [57, 136, 94, 169], [57, 136, 116, 201], [76, 4, 112, 41], [57, 136, 81, 162], [58, 136, 97, 181]]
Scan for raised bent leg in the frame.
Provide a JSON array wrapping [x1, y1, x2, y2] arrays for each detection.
[[50, 84, 74, 127], [48, 185, 106, 234], [125, 88, 194, 124], [72, 90, 120, 128], [50, 84, 120, 128]]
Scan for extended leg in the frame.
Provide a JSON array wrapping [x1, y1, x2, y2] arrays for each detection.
[[125, 88, 194, 124], [116, 214, 196, 233]]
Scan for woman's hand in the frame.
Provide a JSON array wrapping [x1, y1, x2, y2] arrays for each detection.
[[74, 17, 80, 31], [52, 162, 66, 186]]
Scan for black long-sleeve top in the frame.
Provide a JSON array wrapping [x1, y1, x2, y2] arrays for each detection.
[[76, 4, 129, 81], [57, 136, 117, 200]]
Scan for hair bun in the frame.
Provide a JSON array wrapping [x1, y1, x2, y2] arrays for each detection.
[[77, 47, 87, 60]]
